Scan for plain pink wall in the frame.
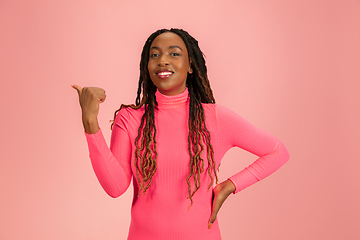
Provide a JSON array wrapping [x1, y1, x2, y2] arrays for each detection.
[[1, 0, 359, 239]]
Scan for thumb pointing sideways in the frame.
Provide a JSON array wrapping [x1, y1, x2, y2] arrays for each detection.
[[71, 85, 82, 97], [71, 85, 104, 103]]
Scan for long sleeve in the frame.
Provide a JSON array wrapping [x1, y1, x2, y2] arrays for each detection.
[[216, 105, 290, 194], [84, 108, 133, 198]]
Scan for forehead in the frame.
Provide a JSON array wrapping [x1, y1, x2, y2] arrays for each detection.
[[150, 32, 187, 51]]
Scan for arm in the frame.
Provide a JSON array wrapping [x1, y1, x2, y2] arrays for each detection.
[[84, 108, 132, 198], [216, 105, 290, 194]]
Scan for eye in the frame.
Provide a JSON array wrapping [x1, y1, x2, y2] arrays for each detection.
[[170, 52, 180, 56], [150, 53, 159, 58]]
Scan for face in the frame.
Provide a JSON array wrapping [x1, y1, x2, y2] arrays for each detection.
[[148, 32, 193, 96]]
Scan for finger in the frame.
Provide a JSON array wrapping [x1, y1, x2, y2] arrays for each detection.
[[208, 212, 217, 229], [208, 191, 226, 229], [208, 205, 218, 228], [208, 198, 219, 229], [98, 94, 106, 103], [71, 85, 82, 97], [97, 94, 106, 103]]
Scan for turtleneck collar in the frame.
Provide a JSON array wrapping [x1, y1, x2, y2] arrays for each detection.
[[155, 87, 190, 109]]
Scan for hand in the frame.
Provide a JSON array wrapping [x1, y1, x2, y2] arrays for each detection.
[[208, 179, 236, 229], [71, 85, 106, 119]]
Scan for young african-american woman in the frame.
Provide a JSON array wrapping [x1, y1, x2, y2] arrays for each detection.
[[72, 28, 289, 240]]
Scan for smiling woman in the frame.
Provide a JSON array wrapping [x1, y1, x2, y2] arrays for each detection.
[[72, 28, 289, 240]]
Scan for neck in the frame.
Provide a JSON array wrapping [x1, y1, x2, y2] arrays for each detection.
[[155, 87, 190, 109]]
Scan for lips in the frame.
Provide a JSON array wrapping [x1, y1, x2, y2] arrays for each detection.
[[156, 69, 173, 79]]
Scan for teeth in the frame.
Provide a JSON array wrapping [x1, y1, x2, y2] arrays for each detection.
[[157, 72, 172, 76]]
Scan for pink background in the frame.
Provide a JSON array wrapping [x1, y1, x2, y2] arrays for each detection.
[[1, 0, 359, 239]]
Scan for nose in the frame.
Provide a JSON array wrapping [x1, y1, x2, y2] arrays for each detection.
[[157, 54, 169, 66]]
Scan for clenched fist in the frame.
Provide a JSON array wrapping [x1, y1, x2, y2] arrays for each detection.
[[72, 85, 106, 134]]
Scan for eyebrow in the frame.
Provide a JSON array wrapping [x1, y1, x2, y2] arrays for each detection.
[[150, 46, 183, 51]]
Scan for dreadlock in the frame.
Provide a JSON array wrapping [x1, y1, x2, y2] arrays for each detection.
[[110, 28, 220, 210]]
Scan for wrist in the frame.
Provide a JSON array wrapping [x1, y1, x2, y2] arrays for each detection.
[[225, 179, 236, 194], [82, 114, 99, 134], [82, 112, 97, 121]]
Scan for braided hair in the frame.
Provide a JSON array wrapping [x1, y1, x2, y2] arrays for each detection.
[[110, 28, 220, 210]]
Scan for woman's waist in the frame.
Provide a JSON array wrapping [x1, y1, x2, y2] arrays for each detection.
[[129, 203, 219, 239]]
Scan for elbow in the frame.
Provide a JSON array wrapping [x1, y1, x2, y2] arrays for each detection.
[[103, 186, 121, 198], [277, 142, 290, 165], [265, 141, 290, 169], [106, 189, 125, 198], [108, 193, 121, 198], [104, 180, 131, 198]]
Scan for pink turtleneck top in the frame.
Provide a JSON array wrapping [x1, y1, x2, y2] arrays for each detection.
[[84, 87, 289, 240]]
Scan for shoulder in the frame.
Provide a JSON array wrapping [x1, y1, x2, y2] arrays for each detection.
[[201, 103, 237, 116], [120, 105, 145, 116], [202, 103, 248, 127], [200, 103, 245, 137], [201, 103, 237, 125], [114, 105, 145, 126]]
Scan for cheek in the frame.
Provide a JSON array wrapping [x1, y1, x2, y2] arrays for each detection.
[[147, 63, 156, 81], [147, 62, 155, 76], [179, 62, 189, 73]]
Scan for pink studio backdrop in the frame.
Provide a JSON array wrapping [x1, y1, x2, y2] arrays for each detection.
[[1, 0, 359, 239]]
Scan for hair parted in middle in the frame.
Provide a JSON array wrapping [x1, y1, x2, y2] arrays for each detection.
[[110, 28, 220, 210]]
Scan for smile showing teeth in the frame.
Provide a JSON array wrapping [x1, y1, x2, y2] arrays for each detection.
[[157, 72, 173, 76], [156, 71, 173, 79]]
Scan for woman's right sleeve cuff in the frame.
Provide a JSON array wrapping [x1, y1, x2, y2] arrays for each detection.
[[84, 127, 101, 137], [84, 128, 111, 159]]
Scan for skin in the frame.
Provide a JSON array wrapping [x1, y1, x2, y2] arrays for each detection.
[[148, 32, 193, 96], [72, 85, 104, 134], [72, 31, 236, 230], [208, 179, 236, 229]]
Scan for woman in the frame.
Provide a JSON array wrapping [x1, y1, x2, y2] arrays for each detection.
[[72, 28, 289, 240]]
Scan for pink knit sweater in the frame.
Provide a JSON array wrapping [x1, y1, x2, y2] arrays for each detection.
[[84, 87, 289, 240]]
